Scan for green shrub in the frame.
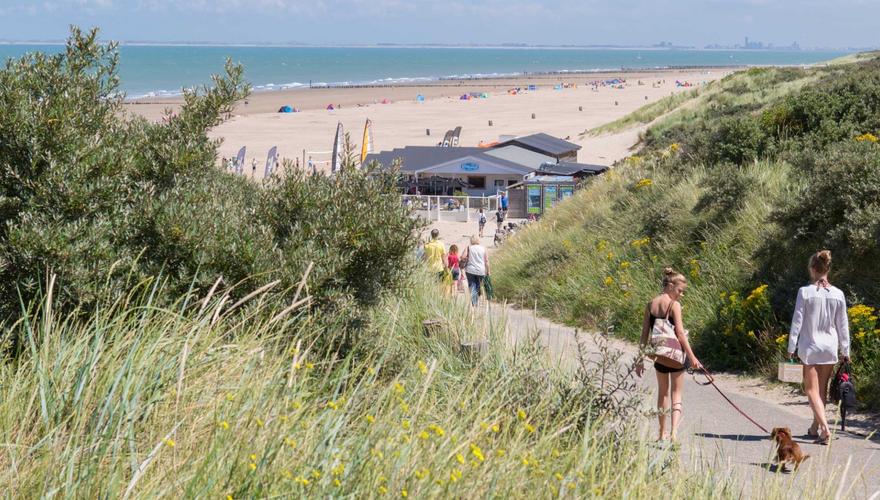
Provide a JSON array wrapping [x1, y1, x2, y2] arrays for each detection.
[[694, 284, 781, 371], [0, 29, 421, 345]]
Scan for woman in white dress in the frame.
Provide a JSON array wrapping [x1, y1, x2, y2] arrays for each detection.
[[787, 250, 850, 445]]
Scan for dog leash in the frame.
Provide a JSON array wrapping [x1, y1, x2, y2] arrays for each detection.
[[689, 367, 770, 435]]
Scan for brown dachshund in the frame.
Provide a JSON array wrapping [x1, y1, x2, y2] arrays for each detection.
[[771, 427, 809, 472]]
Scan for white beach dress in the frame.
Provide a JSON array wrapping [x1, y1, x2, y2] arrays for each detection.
[[787, 284, 851, 365]]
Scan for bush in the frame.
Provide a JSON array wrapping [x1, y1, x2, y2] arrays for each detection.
[[694, 284, 781, 371], [0, 29, 421, 345]]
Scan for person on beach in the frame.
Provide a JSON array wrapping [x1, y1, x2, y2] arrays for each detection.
[[423, 229, 447, 282], [447, 244, 462, 295], [636, 267, 703, 442], [461, 236, 489, 306], [478, 209, 487, 237], [788, 250, 850, 445]]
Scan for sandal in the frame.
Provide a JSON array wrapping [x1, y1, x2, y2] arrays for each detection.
[[814, 431, 831, 445], [806, 428, 819, 438]]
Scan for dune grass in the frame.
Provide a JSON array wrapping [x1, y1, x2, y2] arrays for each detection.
[[0, 271, 850, 497], [584, 85, 707, 137]]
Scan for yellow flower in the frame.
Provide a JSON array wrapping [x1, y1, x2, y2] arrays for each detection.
[[249, 453, 257, 461], [429, 424, 445, 437], [418, 360, 428, 375], [378, 486, 388, 495], [524, 423, 536, 433], [635, 178, 653, 189], [326, 400, 339, 410], [163, 438, 175, 448], [219, 420, 230, 430], [305, 362, 315, 370], [365, 415, 376, 424], [332, 463, 345, 476], [470, 443, 485, 462], [603, 276, 615, 287], [399, 401, 410, 413], [311, 470, 321, 479], [285, 438, 296, 448], [418, 431, 430, 440], [491, 424, 500, 433], [855, 132, 879, 142], [401, 419, 411, 430], [619, 261, 631, 270], [334, 479, 342, 487], [394, 382, 405, 394], [401, 489, 408, 498], [555, 473, 564, 481], [450, 468, 463, 482], [414, 468, 429, 479], [249, 463, 257, 471], [456, 453, 466, 464], [255, 418, 264, 428], [496, 449, 506, 457], [225, 393, 235, 402], [517, 409, 527, 420], [631, 237, 651, 248], [367, 367, 376, 375], [606, 251, 614, 261], [669, 142, 681, 153]]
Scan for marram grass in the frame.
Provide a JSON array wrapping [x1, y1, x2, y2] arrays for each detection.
[[0, 274, 843, 498]]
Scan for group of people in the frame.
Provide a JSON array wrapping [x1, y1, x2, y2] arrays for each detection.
[[638, 250, 850, 446], [422, 229, 489, 306]]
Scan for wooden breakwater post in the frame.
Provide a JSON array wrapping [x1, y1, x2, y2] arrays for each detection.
[[459, 340, 488, 362], [426, 128, 431, 136], [531, 113, 536, 119], [422, 319, 443, 338], [488, 120, 493, 126]]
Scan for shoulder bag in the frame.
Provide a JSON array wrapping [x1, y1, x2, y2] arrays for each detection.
[[649, 303, 687, 366]]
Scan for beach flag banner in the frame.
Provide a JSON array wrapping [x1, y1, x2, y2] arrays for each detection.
[[235, 146, 247, 175], [360, 118, 374, 164], [331, 122, 344, 173], [264, 146, 278, 178]]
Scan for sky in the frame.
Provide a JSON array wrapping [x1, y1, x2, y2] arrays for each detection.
[[0, 0, 877, 48]]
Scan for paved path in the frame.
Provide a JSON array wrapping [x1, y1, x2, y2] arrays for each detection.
[[490, 303, 880, 499]]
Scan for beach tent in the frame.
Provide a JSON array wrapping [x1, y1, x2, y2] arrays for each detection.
[[278, 105, 293, 113], [381, 98, 391, 104], [459, 94, 470, 100], [480, 92, 489, 98], [553, 84, 562, 90], [416, 94, 425, 102], [528, 85, 537, 91], [327, 104, 335, 110]]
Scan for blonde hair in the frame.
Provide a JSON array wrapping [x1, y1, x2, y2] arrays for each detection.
[[809, 250, 832, 276], [662, 267, 687, 288], [470, 235, 481, 245]]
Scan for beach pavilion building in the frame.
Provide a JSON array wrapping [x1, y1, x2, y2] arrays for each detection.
[[364, 133, 606, 197]]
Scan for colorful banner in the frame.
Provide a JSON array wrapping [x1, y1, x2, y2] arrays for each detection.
[[234, 146, 246, 175], [264, 146, 277, 178], [559, 185, 574, 200], [543, 185, 557, 211], [360, 118, 373, 164], [527, 185, 542, 214], [330, 122, 345, 173]]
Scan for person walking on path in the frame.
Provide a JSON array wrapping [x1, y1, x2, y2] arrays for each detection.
[[478, 209, 487, 238], [788, 250, 850, 445], [423, 229, 448, 283], [636, 267, 703, 443], [500, 191, 509, 214], [461, 235, 489, 306], [495, 209, 504, 231], [447, 244, 462, 295]]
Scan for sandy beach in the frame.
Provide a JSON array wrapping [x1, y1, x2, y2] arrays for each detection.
[[125, 68, 733, 174]]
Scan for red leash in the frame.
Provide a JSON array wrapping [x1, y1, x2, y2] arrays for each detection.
[[690, 367, 770, 435]]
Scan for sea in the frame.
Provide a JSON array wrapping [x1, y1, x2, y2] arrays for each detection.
[[0, 45, 850, 99]]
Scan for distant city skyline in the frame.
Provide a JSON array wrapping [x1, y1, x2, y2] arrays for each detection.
[[0, 0, 878, 50]]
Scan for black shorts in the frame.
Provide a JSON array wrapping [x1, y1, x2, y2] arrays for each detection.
[[654, 361, 685, 374], [451, 268, 461, 281]]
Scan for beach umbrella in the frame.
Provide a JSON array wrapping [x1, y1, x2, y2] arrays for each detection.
[[416, 94, 425, 102], [327, 104, 335, 110]]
